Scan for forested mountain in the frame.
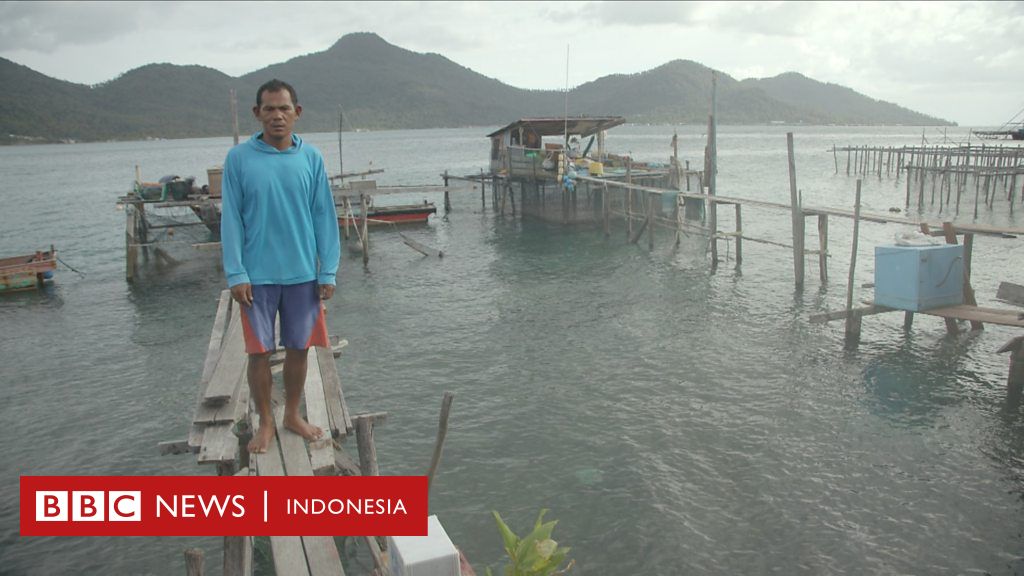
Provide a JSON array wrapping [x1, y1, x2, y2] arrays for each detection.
[[0, 32, 953, 144]]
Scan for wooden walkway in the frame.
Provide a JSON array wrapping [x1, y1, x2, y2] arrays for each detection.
[[163, 290, 472, 576], [164, 290, 371, 576]]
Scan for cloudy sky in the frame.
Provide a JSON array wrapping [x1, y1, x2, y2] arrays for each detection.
[[2, 1, 1022, 126]]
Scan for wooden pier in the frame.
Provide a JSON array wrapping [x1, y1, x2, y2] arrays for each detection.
[[119, 178, 221, 283], [473, 126, 1024, 398], [161, 290, 470, 576], [832, 143, 1024, 215]]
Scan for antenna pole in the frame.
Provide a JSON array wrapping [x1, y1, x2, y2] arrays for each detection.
[[563, 44, 570, 184], [338, 106, 344, 183]]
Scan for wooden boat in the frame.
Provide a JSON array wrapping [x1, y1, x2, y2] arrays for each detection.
[[339, 202, 437, 226], [0, 246, 56, 292]]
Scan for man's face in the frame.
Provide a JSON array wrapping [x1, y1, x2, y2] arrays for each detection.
[[254, 89, 301, 143]]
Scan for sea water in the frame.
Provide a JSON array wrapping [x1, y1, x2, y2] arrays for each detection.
[[1, 125, 1023, 575]]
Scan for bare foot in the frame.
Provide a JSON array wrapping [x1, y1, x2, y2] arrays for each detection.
[[248, 423, 275, 453], [284, 413, 323, 441]]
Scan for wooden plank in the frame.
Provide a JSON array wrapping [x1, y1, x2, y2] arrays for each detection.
[[997, 282, 1024, 307], [317, 345, 352, 438], [922, 305, 1024, 328], [275, 410, 315, 478], [303, 536, 345, 576], [193, 369, 246, 425], [158, 440, 191, 456], [197, 423, 238, 464], [204, 305, 247, 405], [252, 403, 337, 576], [401, 232, 444, 258], [304, 352, 336, 476], [334, 448, 361, 476], [810, 304, 894, 324], [253, 411, 311, 576]]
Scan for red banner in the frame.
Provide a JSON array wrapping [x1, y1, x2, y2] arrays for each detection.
[[20, 476, 428, 537]]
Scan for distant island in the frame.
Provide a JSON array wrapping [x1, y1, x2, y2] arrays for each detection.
[[0, 32, 954, 145]]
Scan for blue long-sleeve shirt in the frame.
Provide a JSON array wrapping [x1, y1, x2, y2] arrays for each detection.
[[220, 132, 340, 287]]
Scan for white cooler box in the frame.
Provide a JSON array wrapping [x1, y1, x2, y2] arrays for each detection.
[[388, 515, 460, 576]]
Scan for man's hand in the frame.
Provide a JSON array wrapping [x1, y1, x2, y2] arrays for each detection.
[[231, 283, 253, 307], [319, 284, 335, 300]]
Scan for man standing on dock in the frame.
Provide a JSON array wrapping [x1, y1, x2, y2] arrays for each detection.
[[220, 79, 341, 453]]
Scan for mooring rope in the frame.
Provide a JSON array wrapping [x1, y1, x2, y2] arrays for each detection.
[[57, 256, 86, 278]]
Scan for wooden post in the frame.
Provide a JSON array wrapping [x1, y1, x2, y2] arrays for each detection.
[[480, 169, 486, 210], [360, 194, 369, 266], [341, 196, 351, 241], [426, 392, 455, 505], [787, 133, 804, 289], [844, 180, 862, 347], [734, 204, 743, 267], [817, 214, 828, 282], [905, 167, 912, 209], [355, 417, 379, 477], [216, 461, 249, 576], [974, 170, 982, 218], [644, 192, 653, 250], [185, 548, 205, 576], [709, 75, 719, 269], [443, 170, 451, 213], [941, 223, 982, 331], [602, 182, 610, 237], [918, 167, 926, 209], [126, 204, 139, 282], [626, 160, 633, 238], [230, 89, 239, 146], [1000, 336, 1024, 408]]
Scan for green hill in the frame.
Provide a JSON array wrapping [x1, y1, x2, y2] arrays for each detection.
[[741, 72, 945, 125], [0, 33, 954, 144]]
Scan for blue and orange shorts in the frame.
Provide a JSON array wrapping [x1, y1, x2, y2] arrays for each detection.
[[239, 280, 330, 354]]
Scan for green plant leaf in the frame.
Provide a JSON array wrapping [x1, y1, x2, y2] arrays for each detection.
[[536, 539, 557, 561], [533, 509, 549, 531], [492, 510, 519, 557]]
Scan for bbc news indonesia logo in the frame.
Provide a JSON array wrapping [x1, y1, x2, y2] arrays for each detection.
[[21, 476, 427, 537]]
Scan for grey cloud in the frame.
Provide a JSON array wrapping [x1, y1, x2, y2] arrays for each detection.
[[697, 2, 816, 38], [0, 1, 150, 52], [544, 1, 699, 27]]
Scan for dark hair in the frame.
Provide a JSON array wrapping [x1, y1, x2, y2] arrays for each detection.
[[256, 79, 299, 107]]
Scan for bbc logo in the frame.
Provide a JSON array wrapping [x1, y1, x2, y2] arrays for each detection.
[[35, 491, 141, 522]]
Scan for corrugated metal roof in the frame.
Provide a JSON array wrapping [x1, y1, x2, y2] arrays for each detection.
[[487, 117, 626, 138]]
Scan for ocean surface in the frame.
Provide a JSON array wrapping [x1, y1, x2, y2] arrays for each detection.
[[1, 125, 1023, 575]]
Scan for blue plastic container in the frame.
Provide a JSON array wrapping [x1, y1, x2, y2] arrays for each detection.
[[874, 244, 964, 311]]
